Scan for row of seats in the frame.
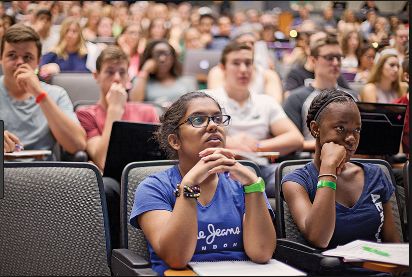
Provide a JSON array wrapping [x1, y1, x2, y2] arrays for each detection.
[[1, 159, 408, 275]]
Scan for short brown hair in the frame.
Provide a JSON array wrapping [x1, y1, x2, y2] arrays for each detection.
[[95, 45, 129, 72], [1, 23, 42, 58], [220, 41, 253, 65], [310, 34, 339, 57]]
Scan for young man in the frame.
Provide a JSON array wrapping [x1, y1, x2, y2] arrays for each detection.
[[207, 42, 303, 197], [0, 24, 86, 156], [76, 45, 159, 171], [76, 46, 159, 249], [283, 35, 358, 152], [31, 9, 59, 55]]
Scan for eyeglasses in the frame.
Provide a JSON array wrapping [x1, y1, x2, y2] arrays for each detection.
[[317, 54, 343, 62], [175, 114, 231, 129], [152, 50, 172, 59]]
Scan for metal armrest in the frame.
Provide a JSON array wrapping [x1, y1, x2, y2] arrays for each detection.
[[111, 249, 157, 276], [274, 239, 344, 275]]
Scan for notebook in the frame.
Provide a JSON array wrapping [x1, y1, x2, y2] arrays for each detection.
[[188, 259, 306, 276], [322, 240, 409, 266], [183, 49, 222, 76], [103, 121, 168, 182], [356, 102, 407, 155]]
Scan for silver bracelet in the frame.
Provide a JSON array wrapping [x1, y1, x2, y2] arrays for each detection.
[[318, 173, 338, 180]]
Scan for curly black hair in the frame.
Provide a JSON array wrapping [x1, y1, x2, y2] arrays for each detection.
[[306, 88, 357, 131], [155, 91, 222, 159]]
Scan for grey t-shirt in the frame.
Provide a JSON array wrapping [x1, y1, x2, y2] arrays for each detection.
[[0, 76, 79, 151], [144, 76, 197, 106], [283, 85, 358, 140]]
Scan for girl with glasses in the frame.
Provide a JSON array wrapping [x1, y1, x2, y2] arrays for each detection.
[[129, 39, 197, 108], [130, 91, 276, 275]]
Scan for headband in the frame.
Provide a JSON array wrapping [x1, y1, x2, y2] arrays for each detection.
[[313, 93, 356, 121]]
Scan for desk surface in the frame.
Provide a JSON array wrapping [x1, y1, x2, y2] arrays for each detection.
[[4, 150, 52, 160]]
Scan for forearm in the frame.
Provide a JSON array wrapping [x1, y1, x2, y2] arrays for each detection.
[[129, 75, 147, 102], [39, 96, 86, 153], [304, 163, 337, 248], [157, 196, 199, 268], [264, 72, 283, 104], [304, 191, 336, 248], [303, 139, 316, 151], [259, 132, 303, 156], [88, 107, 124, 170], [243, 192, 276, 263]]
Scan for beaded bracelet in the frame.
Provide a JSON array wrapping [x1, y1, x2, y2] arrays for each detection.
[[318, 173, 338, 180], [174, 184, 201, 199]]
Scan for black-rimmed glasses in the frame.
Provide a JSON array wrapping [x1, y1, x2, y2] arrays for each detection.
[[317, 54, 343, 62], [175, 114, 231, 129]]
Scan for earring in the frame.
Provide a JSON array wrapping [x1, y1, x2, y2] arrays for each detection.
[[314, 133, 319, 138]]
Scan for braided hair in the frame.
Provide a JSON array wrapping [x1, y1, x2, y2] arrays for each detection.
[[306, 88, 357, 132], [155, 91, 222, 159]]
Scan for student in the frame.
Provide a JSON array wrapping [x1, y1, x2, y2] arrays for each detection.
[[360, 53, 403, 103], [0, 24, 86, 156], [3, 130, 21, 153], [76, 45, 159, 249], [39, 17, 90, 79], [282, 89, 400, 250], [283, 35, 357, 152], [76, 45, 159, 172], [130, 91, 276, 275], [207, 42, 303, 198], [207, 31, 283, 103], [129, 39, 197, 107]]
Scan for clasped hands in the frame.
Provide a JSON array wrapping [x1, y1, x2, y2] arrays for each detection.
[[183, 147, 259, 188]]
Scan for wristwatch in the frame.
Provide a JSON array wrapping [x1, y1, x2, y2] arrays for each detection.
[[243, 177, 265, 194]]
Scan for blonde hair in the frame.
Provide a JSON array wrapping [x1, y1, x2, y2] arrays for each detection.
[[367, 53, 402, 97], [52, 17, 87, 59]]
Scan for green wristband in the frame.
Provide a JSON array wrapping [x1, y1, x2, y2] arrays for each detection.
[[317, 180, 336, 190], [243, 177, 265, 194]]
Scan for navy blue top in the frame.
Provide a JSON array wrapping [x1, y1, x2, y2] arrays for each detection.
[[281, 161, 394, 249], [130, 165, 273, 275], [40, 52, 89, 72]]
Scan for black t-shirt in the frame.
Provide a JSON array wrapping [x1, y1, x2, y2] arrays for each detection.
[[283, 64, 351, 92]]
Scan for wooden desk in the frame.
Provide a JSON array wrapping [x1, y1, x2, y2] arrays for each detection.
[[164, 268, 196, 276], [351, 261, 410, 276]]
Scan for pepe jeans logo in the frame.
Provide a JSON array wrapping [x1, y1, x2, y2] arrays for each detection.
[[198, 224, 241, 245]]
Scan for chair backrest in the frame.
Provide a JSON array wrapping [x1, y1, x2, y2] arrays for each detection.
[[275, 159, 406, 245], [51, 73, 100, 104], [120, 160, 262, 261], [0, 162, 111, 276]]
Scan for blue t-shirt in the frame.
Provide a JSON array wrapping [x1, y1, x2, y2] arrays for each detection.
[[130, 165, 273, 275], [281, 161, 394, 249], [40, 52, 89, 72]]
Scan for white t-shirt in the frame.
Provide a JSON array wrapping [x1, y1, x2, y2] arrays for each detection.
[[205, 87, 287, 140]]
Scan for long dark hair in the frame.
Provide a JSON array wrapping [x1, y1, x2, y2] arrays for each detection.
[[139, 39, 182, 79]]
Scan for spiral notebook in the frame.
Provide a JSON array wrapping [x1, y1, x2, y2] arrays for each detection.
[[188, 259, 306, 276]]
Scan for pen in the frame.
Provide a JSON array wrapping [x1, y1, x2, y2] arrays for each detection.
[[362, 246, 390, 257], [15, 143, 24, 151]]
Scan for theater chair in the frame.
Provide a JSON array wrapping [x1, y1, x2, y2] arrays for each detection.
[[273, 159, 406, 275], [111, 160, 266, 276], [0, 162, 112, 276]]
